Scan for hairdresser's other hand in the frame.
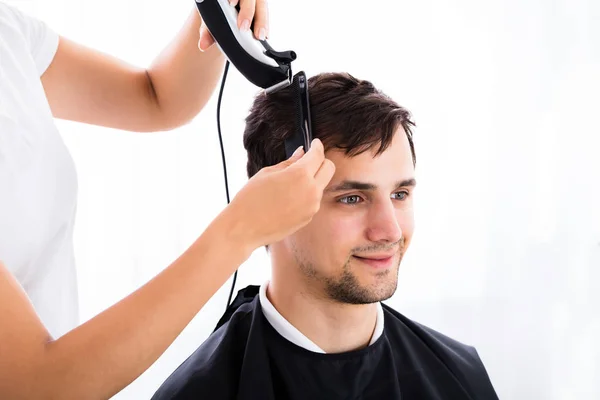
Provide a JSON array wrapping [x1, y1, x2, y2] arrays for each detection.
[[199, 0, 270, 51], [228, 139, 335, 249]]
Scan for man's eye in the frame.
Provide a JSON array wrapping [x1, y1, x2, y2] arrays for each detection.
[[392, 191, 409, 200], [340, 195, 363, 204]]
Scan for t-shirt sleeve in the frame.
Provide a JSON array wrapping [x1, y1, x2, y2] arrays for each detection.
[[1, 3, 59, 76]]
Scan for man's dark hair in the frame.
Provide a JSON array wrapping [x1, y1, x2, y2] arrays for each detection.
[[243, 72, 416, 178]]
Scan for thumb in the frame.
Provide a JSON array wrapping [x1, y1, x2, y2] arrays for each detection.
[[199, 23, 215, 51]]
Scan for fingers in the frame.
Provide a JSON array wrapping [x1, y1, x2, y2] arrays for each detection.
[[198, 22, 215, 51], [237, 0, 257, 33], [253, 0, 269, 40], [314, 159, 336, 192], [292, 138, 326, 177]]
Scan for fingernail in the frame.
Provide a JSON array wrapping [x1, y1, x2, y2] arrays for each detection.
[[292, 146, 304, 157], [241, 19, 250, 32], [259, 28, 266, 41]]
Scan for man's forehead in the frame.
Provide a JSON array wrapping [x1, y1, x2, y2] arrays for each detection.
[[325, 143, 413, 175], [324, 127, 412, 160]]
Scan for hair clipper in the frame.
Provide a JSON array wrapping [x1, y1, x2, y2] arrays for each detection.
[[195, 0, 312, 155]]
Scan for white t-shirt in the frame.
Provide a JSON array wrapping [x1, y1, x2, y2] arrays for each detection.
[[0, 2, 79, 339], [259, 281, 385, 353]]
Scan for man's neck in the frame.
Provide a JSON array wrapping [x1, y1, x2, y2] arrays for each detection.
[[266, 276, 380, 354]]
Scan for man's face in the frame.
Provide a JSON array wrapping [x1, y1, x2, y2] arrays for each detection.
[[282, 127, 416, 304]]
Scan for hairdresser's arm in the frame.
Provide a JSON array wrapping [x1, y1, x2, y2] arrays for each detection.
[[0, 210, 249, 399], [41, 1, 268, 132]]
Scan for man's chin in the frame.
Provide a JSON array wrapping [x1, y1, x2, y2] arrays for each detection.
[[373, 287, 397, 303], [326, 278, 399, 305]]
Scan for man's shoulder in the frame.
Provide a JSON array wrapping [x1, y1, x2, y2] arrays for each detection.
[[381, 303, 499, 398], [151, 291, 260, 400], [382, 303, 479, 357]]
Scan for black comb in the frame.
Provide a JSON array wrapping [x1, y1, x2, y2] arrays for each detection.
[[285, 71, 313, 159]]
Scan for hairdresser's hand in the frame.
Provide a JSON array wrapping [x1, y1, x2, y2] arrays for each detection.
[[199, 0, 270, 51], [228, 139, 335, 249]]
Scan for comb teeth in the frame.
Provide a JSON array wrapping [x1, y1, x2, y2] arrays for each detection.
[[291, 72, 304, 135], [284, 73, 308, 158]]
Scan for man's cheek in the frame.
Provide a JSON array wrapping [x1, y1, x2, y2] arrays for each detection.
[[328, 216, 362, 245], [398, 212, 415, 246]]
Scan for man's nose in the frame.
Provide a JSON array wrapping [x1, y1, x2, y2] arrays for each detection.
[[365, 200, 403, 244]]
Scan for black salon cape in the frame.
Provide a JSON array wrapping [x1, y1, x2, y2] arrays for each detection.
[[151, 285, 499, 400]]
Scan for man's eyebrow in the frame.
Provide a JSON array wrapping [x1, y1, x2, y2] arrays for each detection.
[[325, 178, 417, 193]]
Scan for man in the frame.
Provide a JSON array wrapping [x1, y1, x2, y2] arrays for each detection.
[[151, 72, 499, 400]]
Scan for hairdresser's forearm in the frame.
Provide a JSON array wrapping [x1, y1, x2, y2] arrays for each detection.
[[146, 9, 226, 130], [37, 209, 250, 399]]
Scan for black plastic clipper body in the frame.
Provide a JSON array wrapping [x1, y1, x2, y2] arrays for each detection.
[[195, 0, 295, 90], [195, 0, 312, 155]]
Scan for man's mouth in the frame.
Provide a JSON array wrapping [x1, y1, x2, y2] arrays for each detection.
[[353, 253, 396, 269]]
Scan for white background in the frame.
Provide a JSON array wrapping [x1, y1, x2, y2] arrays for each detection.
[[7, 0, 600, 398]]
